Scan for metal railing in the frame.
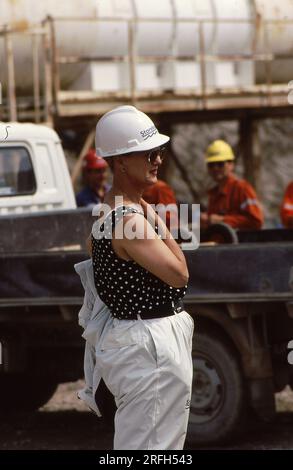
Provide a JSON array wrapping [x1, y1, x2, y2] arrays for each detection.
[[0, 22, 53, 123], [1, 14, 292, 122]]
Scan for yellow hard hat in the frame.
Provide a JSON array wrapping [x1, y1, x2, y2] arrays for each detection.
[[205, 140, 235, 163]]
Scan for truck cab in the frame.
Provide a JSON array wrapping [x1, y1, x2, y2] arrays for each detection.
[[0, 123, 76, 215]]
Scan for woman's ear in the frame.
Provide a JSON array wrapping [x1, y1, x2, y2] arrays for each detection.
[[107, 157, 114, 171], [116, 156, 127, 173]]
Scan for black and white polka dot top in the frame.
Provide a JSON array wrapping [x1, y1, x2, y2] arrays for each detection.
[[91, 205, 187, 319]]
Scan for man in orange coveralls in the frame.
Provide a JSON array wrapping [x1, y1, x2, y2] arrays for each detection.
[[201, 140, 264, 230], [143, 179, 178, 230], [281, 181, 293, 228]]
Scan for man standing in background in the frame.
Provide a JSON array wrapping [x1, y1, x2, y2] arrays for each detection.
[[76, 149, 110, 208], [200, 140, 264, 231], [281, 181, 293, 228]]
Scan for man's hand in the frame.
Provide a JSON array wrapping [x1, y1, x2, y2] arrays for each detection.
[[209, 214, 225, 225], [200, 212, 209, 229]]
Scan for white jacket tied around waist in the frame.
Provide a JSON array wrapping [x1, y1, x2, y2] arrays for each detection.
[[74, 258, 113, 416], [74, 258, 194, 449]]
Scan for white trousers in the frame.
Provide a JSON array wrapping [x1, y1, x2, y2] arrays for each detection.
[[95, 310, 194, 450]]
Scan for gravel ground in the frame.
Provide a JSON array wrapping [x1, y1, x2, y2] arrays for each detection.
[[0, 381, 293, 450]]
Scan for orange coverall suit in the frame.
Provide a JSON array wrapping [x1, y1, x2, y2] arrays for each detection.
[[207, 174, 264, 230], [281, 182, 293, 228], [143, 179, 178, 229]]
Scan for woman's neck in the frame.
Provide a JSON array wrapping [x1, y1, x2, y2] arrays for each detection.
[[106, 179, 144, 206]]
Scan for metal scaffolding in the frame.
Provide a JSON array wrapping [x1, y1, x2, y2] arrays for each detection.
[[0, 15, 292, 123]]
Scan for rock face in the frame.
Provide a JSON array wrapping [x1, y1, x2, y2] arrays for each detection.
[[166, 117, 293, 227], [258, 118, 293, 226]]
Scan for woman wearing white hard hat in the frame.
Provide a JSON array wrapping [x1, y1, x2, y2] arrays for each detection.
[[88, 105, 194, 450]]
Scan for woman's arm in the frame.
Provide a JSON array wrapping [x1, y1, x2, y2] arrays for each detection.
[[114, 211, 189, 288], [139, 198, 186, 266], [86, 234, 92, 257]]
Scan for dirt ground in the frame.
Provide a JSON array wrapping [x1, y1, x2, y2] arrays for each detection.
[[0, 380, 293, 450]]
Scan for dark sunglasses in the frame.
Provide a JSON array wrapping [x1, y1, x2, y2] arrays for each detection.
[[207, 161, 226, 169], [146, 146, 167, 164]]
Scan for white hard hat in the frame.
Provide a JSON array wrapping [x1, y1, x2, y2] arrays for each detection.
[[95, 105, 170, 158]]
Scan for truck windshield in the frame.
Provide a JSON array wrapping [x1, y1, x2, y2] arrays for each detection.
[[0, 146, 36, 197]]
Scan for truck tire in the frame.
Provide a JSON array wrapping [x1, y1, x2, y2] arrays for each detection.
[[0, 374, 58, 412], [187, 330, 246, 445], [202, 223, 239, 244]]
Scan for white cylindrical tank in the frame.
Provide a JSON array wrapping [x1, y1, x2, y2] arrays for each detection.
[[173, 0, 215, 55], [213, 0, 254, 55], [254, 0, 293, 84], [0, 0, 104, 92], [255, 0, 293, 54], [0, 0, 292, 95]]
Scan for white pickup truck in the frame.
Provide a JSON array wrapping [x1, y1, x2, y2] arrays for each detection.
[[0, 123, 76, 215]]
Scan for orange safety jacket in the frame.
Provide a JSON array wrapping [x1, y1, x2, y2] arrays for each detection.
[[207, 174, 264, 230], [142, 179, 178, 229], [281, 182, 293, 228]]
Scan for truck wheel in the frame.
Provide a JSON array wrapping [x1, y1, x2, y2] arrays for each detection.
[[202, 223, 239, 244], [0, 374, 58, 412], [187, 330, 246, 445]]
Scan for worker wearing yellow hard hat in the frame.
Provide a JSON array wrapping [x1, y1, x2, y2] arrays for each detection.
[[201, 139, 264, 230], [205, 139, 235, 163]]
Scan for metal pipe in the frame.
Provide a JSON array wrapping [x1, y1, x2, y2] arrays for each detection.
[[199, 21, 207, 109], [47, 16, 60, 112], [3, 26, 17, 121], [42, 20, 53, 124], [32, 32, 41, 123], [48, 16, 293, 25], [128, 20, 137, 105]]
